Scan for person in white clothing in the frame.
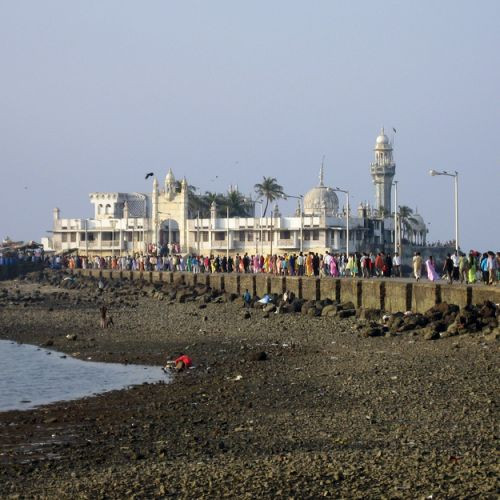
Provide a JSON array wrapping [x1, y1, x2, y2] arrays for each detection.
[[392, 252, 401, 277]]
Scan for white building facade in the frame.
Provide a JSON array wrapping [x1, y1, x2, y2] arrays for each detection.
[[48, 130, 427, 257]]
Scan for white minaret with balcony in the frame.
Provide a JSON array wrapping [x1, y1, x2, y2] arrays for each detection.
[[370, 128, 396, 215]]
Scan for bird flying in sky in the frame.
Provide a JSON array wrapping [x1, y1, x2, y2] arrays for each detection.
[[145, 172, 154, 179]]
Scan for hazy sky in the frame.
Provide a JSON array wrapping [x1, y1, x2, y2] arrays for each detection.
[[0, 1, 498, 251]]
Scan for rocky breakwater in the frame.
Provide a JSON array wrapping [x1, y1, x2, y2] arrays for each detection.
[[0, 270, 498, 498], [352, 301, 499, 342]]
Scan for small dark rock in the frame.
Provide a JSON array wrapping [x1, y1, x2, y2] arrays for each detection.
[[250, 351, 268, 361]]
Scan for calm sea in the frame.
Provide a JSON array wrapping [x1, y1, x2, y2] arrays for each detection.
[[0, 340, 168, 412]]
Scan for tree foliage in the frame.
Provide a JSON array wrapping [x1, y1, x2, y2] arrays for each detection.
[[188, 190, 253, 218], [398, 205, 419, 241], [254, 176, 285, 216]]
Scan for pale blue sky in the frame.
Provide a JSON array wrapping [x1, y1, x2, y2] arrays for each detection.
[[0, 1, 498, 251]]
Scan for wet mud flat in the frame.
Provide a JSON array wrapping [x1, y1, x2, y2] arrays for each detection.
[[0, 274, 498, 498]]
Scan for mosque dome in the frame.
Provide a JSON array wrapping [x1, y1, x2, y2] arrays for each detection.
[[303, 163, 339, 215], [303, 186, 339, 215], [408, 213, 426, 231]]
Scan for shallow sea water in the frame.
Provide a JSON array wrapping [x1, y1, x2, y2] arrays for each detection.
[[0, 339, 168, 412]]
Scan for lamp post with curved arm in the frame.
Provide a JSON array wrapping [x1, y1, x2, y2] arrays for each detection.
[[392, 180, 399, 255], [429, 170, 459, 253], [333, 188, 349, 258], [253, 200, 264, 255]]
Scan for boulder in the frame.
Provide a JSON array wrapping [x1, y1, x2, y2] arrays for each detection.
[[321, 304, 339, 317], [361, 326, 384, 337], [425, 302, 460, 321], [356, 308, 382, 321], [301, 301, 316, 315], [280, 303, 295, 314], [441, 323, 459, 337], [479, 301, 497, 319], [290, 299, 305, 313], [388, 315, 405, 332], [340, 301, 355, 311], [428, 320, 447, 333], [422, 328, 440, 340], [307, 307, 321, 317], [338, 309, 356, 319], [396, 320, 419, 333]]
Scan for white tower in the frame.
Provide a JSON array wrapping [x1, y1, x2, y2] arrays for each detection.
[[370, 128, 395, 215], [165, 168, 176, 200]]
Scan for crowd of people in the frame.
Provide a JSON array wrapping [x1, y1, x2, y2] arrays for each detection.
[[51, 249, 500, 285], [412, 250, 499, 285]]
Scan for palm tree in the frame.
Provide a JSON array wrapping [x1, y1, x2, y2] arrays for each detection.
[[200, 192, 226, 217], [399, 205, 419, 242], [254, 176, 284, 216], [222, 190, 253, 217]]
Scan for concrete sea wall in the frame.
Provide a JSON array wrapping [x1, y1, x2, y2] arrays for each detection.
[[71, 269, 500, 314]]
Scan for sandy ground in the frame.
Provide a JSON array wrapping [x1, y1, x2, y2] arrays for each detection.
[[0, 273, 498, 499]]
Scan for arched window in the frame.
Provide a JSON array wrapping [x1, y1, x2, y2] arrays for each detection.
[[98, 204, 103, 215], [105, 204, 111, 215]]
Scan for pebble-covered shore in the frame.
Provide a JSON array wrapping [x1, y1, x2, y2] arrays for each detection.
[[0, 271, 498, 498]]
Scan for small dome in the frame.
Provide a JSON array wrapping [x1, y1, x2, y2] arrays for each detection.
[[375, 127, 391, 149], [376, 133, 389, 145], [303, 186, 339, 215], [165, 168, 175, 182]]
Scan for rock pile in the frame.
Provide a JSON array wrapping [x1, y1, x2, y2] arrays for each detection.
[[17, 271, 500, 343], [356, 301, 499, 341]]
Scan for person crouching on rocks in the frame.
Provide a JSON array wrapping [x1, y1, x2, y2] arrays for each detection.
[[164, 355, 193, 372]]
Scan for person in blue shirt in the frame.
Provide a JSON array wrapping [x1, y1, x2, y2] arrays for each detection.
[[243, 288, 251, 308]]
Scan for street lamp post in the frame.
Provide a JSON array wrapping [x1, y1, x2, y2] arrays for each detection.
[[197, 211, 201, 256], [270, 211, 273, 257], [252, 200, 263, 254], [226, 205, 229, 261], [281, 193, 304, 253], [111, 220, 115, 257], [84, 219, 88, 256], [393, 180, 399, 255], [254, 200, 265, 255], [333, 188, 349, 258], [429, 170, 459, 253]]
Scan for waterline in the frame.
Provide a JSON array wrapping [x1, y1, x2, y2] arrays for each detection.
[[0, 340, 169, 412]]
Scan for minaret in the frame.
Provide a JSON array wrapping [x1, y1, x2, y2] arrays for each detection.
[[370, 128, 395, 215], [165, 168, 176, 200]]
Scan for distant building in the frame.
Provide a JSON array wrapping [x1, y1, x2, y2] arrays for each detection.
[[48, 130, 428, 256]]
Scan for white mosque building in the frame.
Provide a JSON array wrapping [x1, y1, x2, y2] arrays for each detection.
[[47, 130, 428, 256]]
